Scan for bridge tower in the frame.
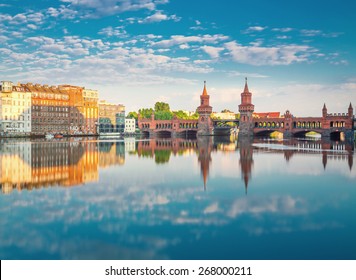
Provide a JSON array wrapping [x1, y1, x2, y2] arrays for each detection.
[[197, 81, 213, 136], [322, 103, 327, 118], [238, 78, 255, 137], [348, 102, 353, 118]]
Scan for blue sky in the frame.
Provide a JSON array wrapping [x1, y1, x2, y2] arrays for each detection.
[[0, 0, 355, 116]]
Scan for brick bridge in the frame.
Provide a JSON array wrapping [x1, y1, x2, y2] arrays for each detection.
[[252, 106, 354, 139], [138, 114, 199, 137], [138, 79, 354, 139], [239, 78, 354, 139]]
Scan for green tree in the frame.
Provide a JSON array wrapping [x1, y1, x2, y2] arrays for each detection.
[[190, 112, 199, 120], [138, 108, 154, 118], [173, 110, 189, 119], [154, 102, 170, 112], [155, 111, 173, 120], [127, 111, 138, 120]]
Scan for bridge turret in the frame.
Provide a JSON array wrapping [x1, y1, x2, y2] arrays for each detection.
[[322, 103, 327, 118], [348, 102, 353, 118], [238, 77, 255, 137], [197, 81, 213, 135]]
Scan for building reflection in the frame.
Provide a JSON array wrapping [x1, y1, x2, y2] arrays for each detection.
[[0, 139, 100, 194], [0, 136, 354, 194], [98, 141, 125, 167]]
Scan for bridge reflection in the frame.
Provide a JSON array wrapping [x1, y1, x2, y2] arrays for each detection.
[[135, 136, 354, 192], [0, 136, 354, 194]]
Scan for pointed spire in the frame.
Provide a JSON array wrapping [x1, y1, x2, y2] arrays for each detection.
[[349, 102, 353, 109], [323, 103, 327, 110], [243, 77, 249, 93], [202, 80, 208, 96], [244, 173, 249, 194]]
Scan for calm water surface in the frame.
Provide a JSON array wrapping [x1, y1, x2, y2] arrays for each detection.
[[0, 136, 355, 259]]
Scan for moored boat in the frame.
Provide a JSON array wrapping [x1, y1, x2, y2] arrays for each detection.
[[45, 133, 54, 139], [54, 133, 64, 139]]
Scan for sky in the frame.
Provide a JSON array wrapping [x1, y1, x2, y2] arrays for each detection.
[[0, 0, 355, 116]]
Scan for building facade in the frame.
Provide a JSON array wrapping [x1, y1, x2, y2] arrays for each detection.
[[58, 85, 84, 135], [25, 83, 69, 135], [124, 118, 136, 133], [82, 88, 99, 134], [98, 100, 125, 133], [1, 81, 32, 136]]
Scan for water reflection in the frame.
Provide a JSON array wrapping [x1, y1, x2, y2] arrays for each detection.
[[0, 136, 355, 259], [0, 136, 354, 194]]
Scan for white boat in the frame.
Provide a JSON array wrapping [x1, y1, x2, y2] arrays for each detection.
[[45, 133, 54, 139]]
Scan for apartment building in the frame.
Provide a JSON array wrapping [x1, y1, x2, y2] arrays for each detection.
[[98, 100, 125, 133], [24, 83, 69, 135], [83, 88, 99, 134], [1, 81, 31, 135]]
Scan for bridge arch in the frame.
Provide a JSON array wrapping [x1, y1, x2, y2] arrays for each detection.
[[254, 129, 283, 137], [330, 131, 345, 141], [156, 130, 172, 138], [141, 131, 150, 138], [293, 130, 322, 138]]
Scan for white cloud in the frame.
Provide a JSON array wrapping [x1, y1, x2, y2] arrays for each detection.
[[27, 24, 38, 30], [272, 27, 293, 32], [245, 26, 267, 32], [153, 34, 229, 48], [300, 29, 322, 37], [60, 0, 166, 17], [276, 35, 289, 40], [98, 26, 127, 37], [179, 44, 189, 49], [139, 10, 180, 23], [190, 19, 206, 31], [0, 35, 9, 43], [47, 5, 78, 19], [226, 71, 269, 78], [204, 202, 219, 214], [201, 45, 224, 59], [224, 41, 314, 66]]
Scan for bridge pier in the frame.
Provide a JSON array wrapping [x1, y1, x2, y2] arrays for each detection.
[[321, 130, 330, 138], [345, 130, 354, 141], [283, 130, 292, 138]]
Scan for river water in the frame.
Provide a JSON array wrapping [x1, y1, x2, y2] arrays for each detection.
[[0, 136, 355, 259]]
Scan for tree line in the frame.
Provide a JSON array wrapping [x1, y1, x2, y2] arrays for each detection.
[[127, 102, 199, 120], [127, 102, 239, 121]]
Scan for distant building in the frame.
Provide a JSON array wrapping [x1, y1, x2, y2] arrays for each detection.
[[58, 84, 85, 135], [98, 100, 125, 133], [0, 81, 101, 136], [82, 88, 98, 134], [25, 83, 69, 135], [1, 81, 32, 136], [124, 118, 136, 133], [253, 112, 281, 118]]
